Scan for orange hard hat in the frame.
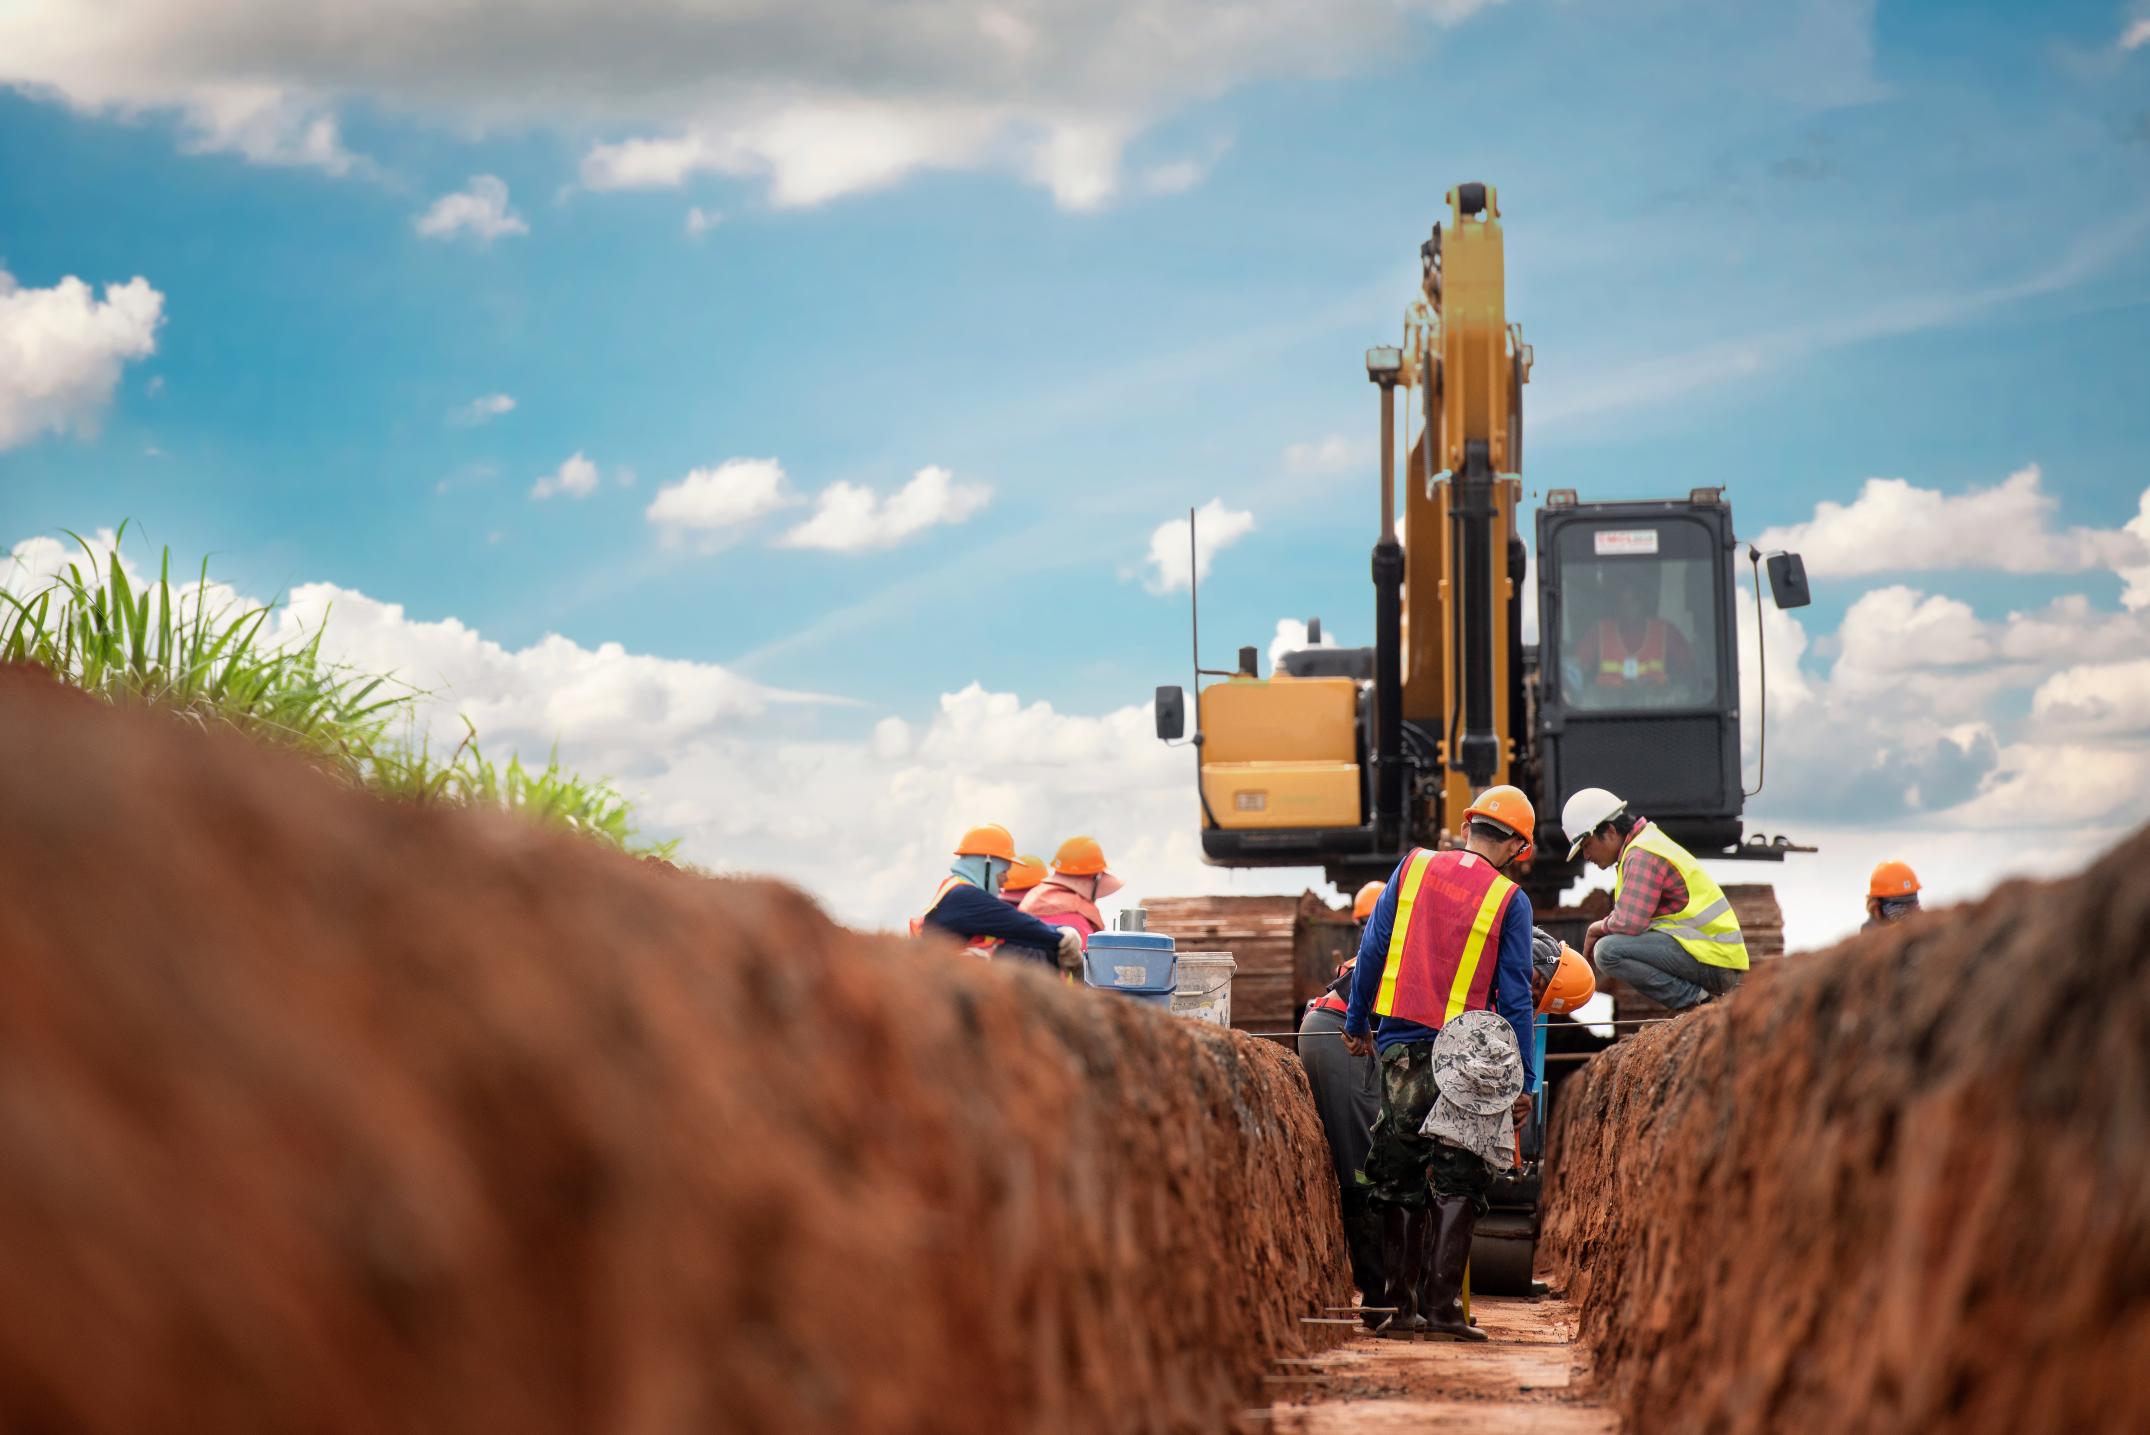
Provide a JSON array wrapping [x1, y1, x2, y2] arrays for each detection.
[[1868, 860, 1920, 899], [1352, 881, 1385, 922], [1053, 835, 1109, 876], [955, 824, 1019, 862], [1463, 784, 1537, 843], [1003, 855, 1047, 893], [1538, 943, 1596, 1016]]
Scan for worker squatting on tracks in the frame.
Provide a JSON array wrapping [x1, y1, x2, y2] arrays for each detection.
[[912, 824, 1084, 969], [1297, 880, 1390, 1301], [1565, 786, 1749, 1013], [1341, 785, 1542, 1343]]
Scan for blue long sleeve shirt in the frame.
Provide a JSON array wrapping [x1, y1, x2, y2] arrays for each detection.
[[921, 881, 1068, 966], [1343, 855, 1539, 1092]]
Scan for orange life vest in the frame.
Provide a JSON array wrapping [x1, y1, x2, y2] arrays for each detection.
[[1596, 618, 1670, 687], [1372, 848, 1520, 1029], [909, 875, 1003, 959]]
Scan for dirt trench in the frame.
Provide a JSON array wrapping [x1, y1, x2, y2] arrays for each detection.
[[0, 673, 1351, 1434], [1541, 825, 2150, 1434]]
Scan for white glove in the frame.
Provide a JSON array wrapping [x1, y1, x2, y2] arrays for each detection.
[[1055, 927, 1084, 967]]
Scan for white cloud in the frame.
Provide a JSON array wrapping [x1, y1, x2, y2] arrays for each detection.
[[415, 175, 528, 244], [1756, 467, 2149, 578], [1268, 617, 1337, 671], [8, 523, 1308, 929], [0, 268, 165, 450], [174, 84, 365, 174], [1283, 433, 1370, 477], [2123, 15, 2150, 51], [531, 452, 601, 500], [1144, 498, 1256, 594], [2120, 488, 2150, 610], [778, 465, 991, 553], [2027, 658, 2150, 739], [1135, 137, 1231, 197], [645, 457, 799, 546], [450, 392, 516, 426], [684, 206, 722, 238], [0, 0, 1506, 209]]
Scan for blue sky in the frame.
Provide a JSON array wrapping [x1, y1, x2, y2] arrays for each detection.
[[4, 0, 2149, 941]]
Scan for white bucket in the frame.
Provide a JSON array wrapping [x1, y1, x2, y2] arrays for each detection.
[[1171, 950, 1237, 1028]]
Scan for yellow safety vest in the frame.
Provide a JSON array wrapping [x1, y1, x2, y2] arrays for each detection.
[[1613, 825, 1748, 971]]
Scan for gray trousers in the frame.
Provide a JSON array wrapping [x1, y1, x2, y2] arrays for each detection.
[[1297, 1007, 1380, 1190], [1595, 930, 1743, 1011]]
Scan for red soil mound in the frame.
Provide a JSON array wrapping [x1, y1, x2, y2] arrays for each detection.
[[1542, 828, 2150, 1433], [0, 675, 1349, 1433]]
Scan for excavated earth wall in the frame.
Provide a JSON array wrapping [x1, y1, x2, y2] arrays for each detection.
[[0, 675, 1349, 1434], [1543, 827, 2150, 1434]]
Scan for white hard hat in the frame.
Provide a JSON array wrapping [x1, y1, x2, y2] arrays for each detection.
[[1561, 787, 1627, 861]]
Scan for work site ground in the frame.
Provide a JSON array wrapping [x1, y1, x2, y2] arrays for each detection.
[[1254, 1294, 1613, 1434], [2, 673, 2144, 1435]]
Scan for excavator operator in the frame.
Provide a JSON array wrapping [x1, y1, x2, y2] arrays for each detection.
[[1568, 564, 1698, 704]]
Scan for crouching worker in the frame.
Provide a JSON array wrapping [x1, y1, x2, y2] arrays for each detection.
[[913, 824, 1082, 971], [1299, 880, 1389, 1300], [1343, 786, 1540, 1342]]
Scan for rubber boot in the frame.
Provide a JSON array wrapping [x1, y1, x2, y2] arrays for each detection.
[[1419, 1195, 1490, 1342], [1363, 1206, 1413, 1333], [1395, 1206, 1433, 1336], [1341, 1189, 1386, 1303]]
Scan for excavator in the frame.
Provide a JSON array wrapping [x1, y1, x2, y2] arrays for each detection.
[[1150, 183, 1813, 1291]]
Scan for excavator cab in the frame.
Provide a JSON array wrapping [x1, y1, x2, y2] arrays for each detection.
[[1535, 491, 1748, 862]]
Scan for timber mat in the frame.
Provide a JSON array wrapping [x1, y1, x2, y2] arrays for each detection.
[[0, 672, 1351, 1433], [1542, 825, 2150, 1433]]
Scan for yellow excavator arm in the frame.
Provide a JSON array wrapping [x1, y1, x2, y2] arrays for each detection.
[[1400, 183, 1531, 835], [1170, 182, 1530, 868]]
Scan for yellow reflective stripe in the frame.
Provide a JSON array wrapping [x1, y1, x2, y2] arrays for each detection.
[[1442, 875, 1514, 1024], [1373, 850, 1436, 1017]]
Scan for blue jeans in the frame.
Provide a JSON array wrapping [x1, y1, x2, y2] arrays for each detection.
[[1595, 930, 1742, 1011]]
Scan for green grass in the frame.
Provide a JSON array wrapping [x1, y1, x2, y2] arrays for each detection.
[[2, 525, 677, 858]]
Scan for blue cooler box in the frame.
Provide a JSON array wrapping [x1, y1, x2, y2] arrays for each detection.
[[1082, 931, 1178, 1006]]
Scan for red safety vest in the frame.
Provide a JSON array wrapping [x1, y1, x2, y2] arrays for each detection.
[[909, 876, 1003, 958], [1596, 619, 1670, 687], [1372, 848, 1519, 1028]]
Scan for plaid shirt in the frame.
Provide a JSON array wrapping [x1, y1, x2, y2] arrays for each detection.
[[1604, 820, 1687, 936]]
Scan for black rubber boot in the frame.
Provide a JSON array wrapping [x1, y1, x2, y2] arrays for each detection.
[[1364, 1205, 1413, 1332], [1392, 1206, 1431, 1336], [1419, 1195, 1490, 1342], [1341, 1189, 1386, 1303]]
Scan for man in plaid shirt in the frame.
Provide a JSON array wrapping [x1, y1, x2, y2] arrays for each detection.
[[1568, 787, 1748, 1010]]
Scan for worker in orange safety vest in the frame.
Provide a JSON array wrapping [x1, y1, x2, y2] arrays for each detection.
[[1341, 785, 1541, 1342], [1018, 835, 1123, 978]]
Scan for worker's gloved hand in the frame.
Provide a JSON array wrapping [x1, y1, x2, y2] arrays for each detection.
[[1055, 926, 1084, 970]]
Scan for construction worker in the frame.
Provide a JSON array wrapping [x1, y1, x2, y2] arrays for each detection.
[[1532, 931, 1596, 1016], [1298, 880, 1388, 1300], [1570, 565, 1698, 702], [1342, 786, 1540, 1342], [1000, 855, 1047, 907], [914, 824, 1083, 971], [1020, 836, 1122, 974], [1864, 861, 1922, 928], [1565, 787, 1747, 1011]]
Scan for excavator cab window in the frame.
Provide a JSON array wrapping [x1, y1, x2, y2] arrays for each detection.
[[1553, 524, 1724, 714]]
